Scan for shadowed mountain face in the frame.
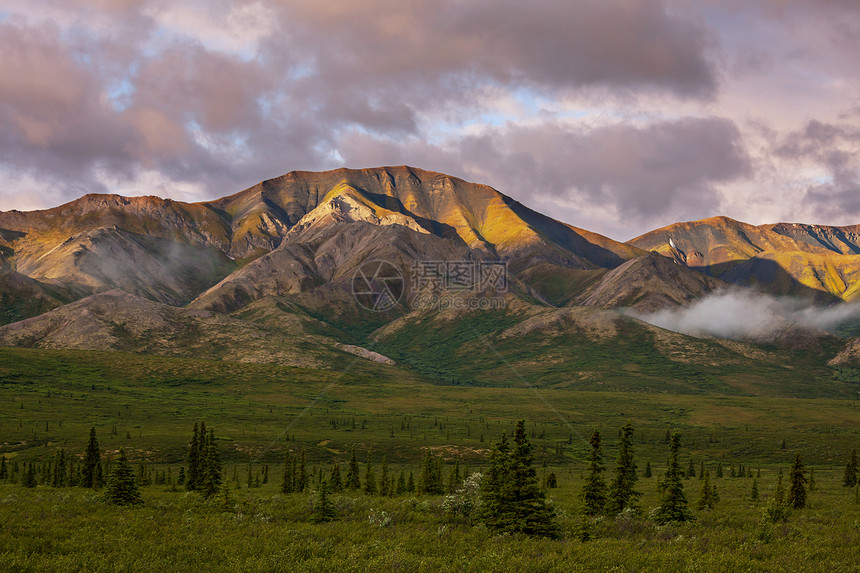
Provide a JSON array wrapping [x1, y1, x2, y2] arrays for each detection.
[[628, 216, 860, 301], [575, 251, 729, 313]]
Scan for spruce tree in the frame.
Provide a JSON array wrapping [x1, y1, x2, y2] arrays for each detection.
[[419, 451, 443, 495], [106, 449, 142, 506], [788, 454, 807, 509], [82, 427, 103, 488], [697, 470, 716, 510], [581, 429, 607, 516], [313, 480, 337, 522], [844, 449, 858, 487], [364, 448, 377, 495], [282, 452, 294, 494], [643, 461, 652, 478], [716, 462, 723, 478], [774, 471, 785, 506], [654, 433, 694, 524], [380, 456, 389, 496], [750, 478, 759, 502], [186, 422, 200, 491], [607, 423, 640, 514], [298, 449, 307, 493], [22, 463, 37, 488], [201, 428, 222, 498], [0, 455, 7, 480], [480, 421, 558, 537], [330, 464, 343, 492], [407, 471, 415, 493], [345, 447, 361, 490], [397, 469, 406, 494], [52, 450, 67, 488]]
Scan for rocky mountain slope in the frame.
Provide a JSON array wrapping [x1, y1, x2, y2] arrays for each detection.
[[2, 166, 860, 388], [628, 216, 860, 301]]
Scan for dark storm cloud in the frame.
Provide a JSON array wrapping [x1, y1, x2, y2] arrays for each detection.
[[337, 116, 750, 237]]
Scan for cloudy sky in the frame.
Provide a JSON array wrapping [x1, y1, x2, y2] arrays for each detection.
[[1, 0, 858, 240]]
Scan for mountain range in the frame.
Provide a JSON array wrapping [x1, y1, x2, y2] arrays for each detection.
[[1, 166, 859, 395]]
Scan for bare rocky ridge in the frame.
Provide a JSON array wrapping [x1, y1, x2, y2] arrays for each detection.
[[628, 216, 860, 301]]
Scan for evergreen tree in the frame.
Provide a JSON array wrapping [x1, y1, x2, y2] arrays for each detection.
[[330, 464, 343, 492], [178, 466, 186, 486], [22, 463, 37, 488], [545, 472, 557, 488], [407, 471, 415, 493], [313, 480, 337, 522], [52, 450, 67, 488], [654, 433, 694, 524], [480, 421, 558, 537], [687, 458, 695, 478], [844, 449, 858, 487], [67, 458, 78, 487], [397, 469, 406, 494], [106, 449, 142, 506], [697, 470, 717, 510], [788, 454, 807, 509], [186, 422, 201, 491], [345, 447, 361, 490], [380, 456, 389, 496], [607, 423, 640, 514], [419, 451, 443, 495], [809, 467, 816, 492], [643, 461, 652, 478], [282, 452, 295, 494], [200, 428, 222, 498], [750, 478, 759, 502], [82, 427, 103, 488], [298, 449, 307, 493], [774, 471, 785, 506], [364, 448, 377, 495], [716, 462, 723, 478], [581, 429, 607, 516], [0, 455, 7, 480]]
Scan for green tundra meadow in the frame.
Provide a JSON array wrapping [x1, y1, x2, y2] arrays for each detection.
[[1, 347, 859, 572]]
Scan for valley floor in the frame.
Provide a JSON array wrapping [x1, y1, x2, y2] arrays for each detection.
[[1, 348, 859, 571], [1, 473, 858, 572]]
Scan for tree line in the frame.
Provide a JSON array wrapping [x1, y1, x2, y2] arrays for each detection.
[[2, 422, 857, 537]]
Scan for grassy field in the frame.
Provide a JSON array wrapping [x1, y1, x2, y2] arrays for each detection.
[[1, 347, 859, 571]]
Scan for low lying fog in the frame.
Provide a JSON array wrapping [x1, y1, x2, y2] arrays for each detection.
[[631, 290, 860, 340]]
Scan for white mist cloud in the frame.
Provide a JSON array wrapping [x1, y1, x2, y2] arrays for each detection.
[[633, 290, 860, 340]]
